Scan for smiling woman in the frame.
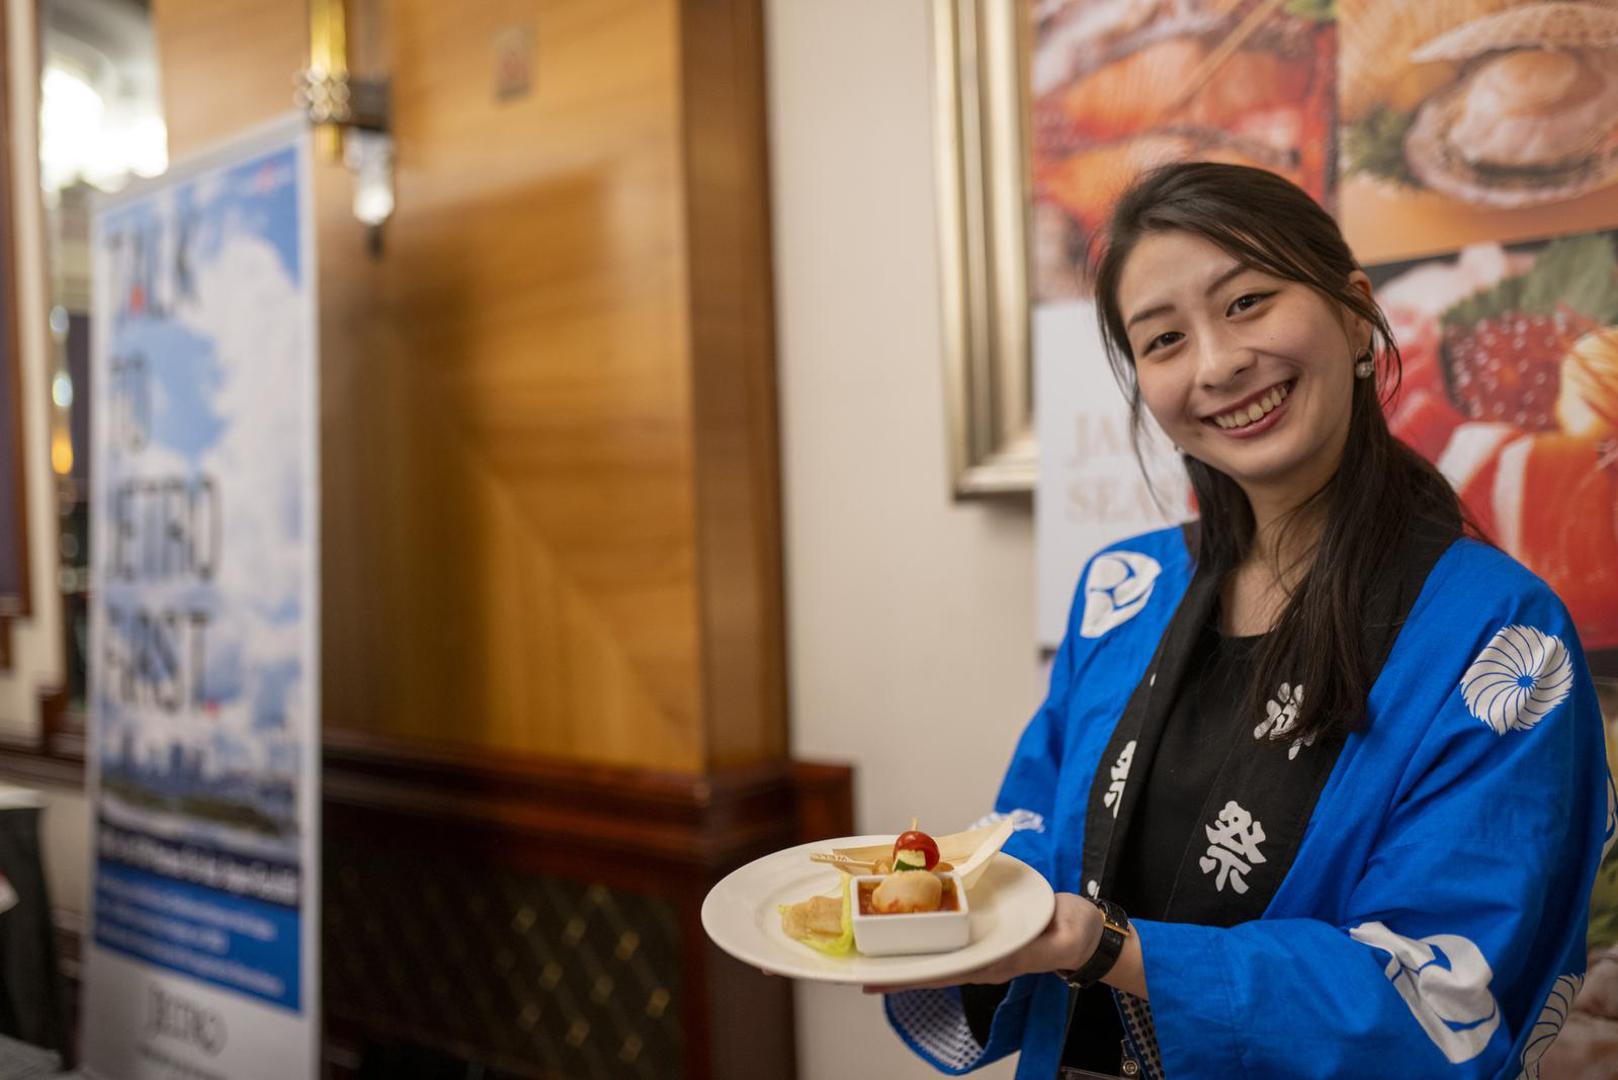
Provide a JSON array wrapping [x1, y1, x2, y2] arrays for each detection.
[[877, 163, 1615, 1080]]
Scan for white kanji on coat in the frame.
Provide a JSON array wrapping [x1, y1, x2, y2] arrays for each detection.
[[1199, 800, 1266, 894], [1102, 740, 1136, 819], [1254, 682, 1316, 759]]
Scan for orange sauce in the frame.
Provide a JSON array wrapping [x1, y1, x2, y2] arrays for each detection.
[[857, 875, 960, 916]]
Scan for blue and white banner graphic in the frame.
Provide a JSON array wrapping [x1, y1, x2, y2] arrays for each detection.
[[82, 115, 319, 1080]]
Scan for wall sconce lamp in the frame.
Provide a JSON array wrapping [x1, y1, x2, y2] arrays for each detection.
[[297, 0, 393, 251]]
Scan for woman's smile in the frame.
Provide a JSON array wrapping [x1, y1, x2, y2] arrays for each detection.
[[1204, 378, 1295, 436]]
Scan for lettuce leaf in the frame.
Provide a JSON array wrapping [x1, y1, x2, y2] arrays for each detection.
[[1442, 233, 1618, 330], [1284, 0, 1337, 21], [779, 877, 855, 956], [1343, 107, 1417, 186]]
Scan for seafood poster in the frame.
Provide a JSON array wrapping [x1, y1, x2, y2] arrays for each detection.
[[81, 117, 319, 1080]]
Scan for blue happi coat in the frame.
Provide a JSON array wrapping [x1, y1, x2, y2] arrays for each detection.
[[887, 525, 1614, 1079]]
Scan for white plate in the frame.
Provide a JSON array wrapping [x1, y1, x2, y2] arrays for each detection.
[[701, 834, 1056, 984]]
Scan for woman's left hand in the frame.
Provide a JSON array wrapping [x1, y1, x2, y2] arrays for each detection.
[[862, 891, 1101, 994]]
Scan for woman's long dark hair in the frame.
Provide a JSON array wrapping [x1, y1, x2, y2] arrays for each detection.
[[1093, 162, 1468, 746]]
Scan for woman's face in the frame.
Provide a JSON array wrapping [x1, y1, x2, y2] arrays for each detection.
[[1115, 229, 1371, 513]]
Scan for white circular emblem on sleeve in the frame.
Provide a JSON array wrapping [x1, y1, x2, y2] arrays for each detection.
[[1080, 552, 1162, 639], [1460, 624, 1574, 735]]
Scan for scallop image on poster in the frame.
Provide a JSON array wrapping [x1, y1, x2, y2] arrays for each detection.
[[1460, 624, 1574, 734], [1403, 2, 1618, 208]]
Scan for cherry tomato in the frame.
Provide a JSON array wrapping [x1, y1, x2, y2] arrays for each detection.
[[892, 830, 939, 870]]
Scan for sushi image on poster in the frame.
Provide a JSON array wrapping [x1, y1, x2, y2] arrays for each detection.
[[1370, 230, 1618, 668], [1339, 0, 1618, 264], [81, 117, 319, 1079], [1029, 0, 1337, 299]]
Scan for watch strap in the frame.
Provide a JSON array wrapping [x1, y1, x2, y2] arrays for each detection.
[[1059, 896, 1131, 990]]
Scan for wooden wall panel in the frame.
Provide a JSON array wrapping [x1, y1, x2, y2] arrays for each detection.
[[323, 0, 703, 768], [150, 0, 784, 772], [680, 0, 786, 769], [151, 0, 307, 159]]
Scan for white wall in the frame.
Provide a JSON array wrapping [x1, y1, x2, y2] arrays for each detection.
[[766, 2, 1041, 1076]]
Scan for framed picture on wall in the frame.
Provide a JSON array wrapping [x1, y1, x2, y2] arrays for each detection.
[[934, 0, 1037, 497]]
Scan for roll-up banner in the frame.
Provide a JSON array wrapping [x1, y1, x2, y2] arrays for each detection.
[[81, 114, 320, 1080]]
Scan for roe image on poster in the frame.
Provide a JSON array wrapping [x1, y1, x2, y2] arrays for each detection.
[[81, 118, 319, 1080]]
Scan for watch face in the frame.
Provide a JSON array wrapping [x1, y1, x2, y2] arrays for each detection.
[[1094, 897, 1131, 933]]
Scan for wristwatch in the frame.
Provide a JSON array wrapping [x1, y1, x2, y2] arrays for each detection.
[[1057, 896, 1131, 990]]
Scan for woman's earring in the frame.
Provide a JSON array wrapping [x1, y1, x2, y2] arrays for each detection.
[[1354, 352, 1375, 379]]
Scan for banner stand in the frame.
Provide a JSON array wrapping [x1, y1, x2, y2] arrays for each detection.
[[80, 113, 320, 1080]]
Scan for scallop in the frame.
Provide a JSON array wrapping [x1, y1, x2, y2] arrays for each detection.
[[1337, 0, 1520, 121], [1460, 625, 1574, 735], [871, 871, 944, 915]]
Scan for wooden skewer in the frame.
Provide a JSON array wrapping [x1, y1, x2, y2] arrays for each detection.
[[809, 852, 878, 871], [1166, 0, 1288, 115]]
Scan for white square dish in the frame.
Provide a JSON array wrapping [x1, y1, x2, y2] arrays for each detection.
[[849, 871, 971, 957]]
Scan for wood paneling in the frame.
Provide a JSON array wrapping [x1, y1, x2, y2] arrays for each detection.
[[149, 0, 785, 772], [679, 0, 786, 769], [318, 0, 704, 769], [151, 0, 308, 159]]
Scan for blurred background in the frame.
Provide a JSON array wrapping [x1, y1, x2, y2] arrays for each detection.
[[0, 1, 1045, 1076]]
